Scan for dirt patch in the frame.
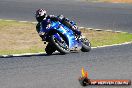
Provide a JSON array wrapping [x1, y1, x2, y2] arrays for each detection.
[[0, 20, 44, 54], [99, 0, 132, 3], [86, 0, 132, 3]]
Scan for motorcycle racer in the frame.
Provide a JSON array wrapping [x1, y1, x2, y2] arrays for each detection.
[[35, 9, 81, 41]]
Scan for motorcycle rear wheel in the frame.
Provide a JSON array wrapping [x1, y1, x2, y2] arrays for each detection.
[[81, 38, 91, 52]]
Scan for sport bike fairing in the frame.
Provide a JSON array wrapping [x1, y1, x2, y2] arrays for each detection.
[[41, 21, 82, 50]]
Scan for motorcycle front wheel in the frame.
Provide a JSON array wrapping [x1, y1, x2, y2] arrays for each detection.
[[50, 33, 70, 54]]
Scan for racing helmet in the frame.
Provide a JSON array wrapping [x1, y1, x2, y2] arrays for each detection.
[[35, 9, 47, 22]]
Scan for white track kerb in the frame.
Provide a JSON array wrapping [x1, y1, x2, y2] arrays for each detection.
[[0, 19, 132, 58]]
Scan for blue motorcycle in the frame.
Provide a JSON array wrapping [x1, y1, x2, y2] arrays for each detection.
[[39, 21, 91, 55]]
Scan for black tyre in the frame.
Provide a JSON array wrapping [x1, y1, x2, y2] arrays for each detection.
[[45, 43, 56, 55], [81, 38, 91, 52], [50, 33, 70, 54]]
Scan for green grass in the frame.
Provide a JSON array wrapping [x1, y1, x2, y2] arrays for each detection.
[[91, 32, 132, 47], [0, 20, 132, 55], [80, 29, 132, 47], [0, 47, 44, 55]]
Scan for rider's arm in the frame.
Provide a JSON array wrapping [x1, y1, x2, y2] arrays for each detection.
[[61, 18, 73, 29], [47, 15, 59, 21]]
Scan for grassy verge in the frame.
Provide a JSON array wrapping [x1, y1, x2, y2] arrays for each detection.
[[0, 20, 44, 55], [80, 28, 132, 47], [0, 20, 132, 55]]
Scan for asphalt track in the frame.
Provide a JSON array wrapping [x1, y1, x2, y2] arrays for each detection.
[[0, 0, 132, 32], [0, 0, 132, 88], [0, 44, 131, 88]]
